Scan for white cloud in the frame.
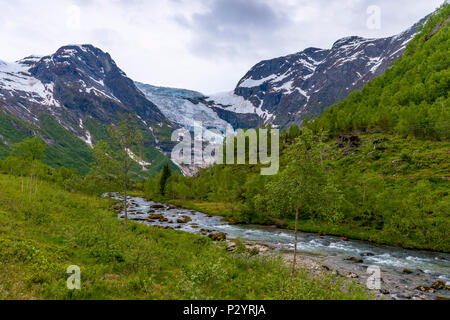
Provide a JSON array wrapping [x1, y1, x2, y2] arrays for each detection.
[[0, 0, 444, 93]]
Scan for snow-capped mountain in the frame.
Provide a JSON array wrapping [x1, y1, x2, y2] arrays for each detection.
[[0, 45, 176, 151], [0, 45, 179, 176], [207, 15, 429, 128]]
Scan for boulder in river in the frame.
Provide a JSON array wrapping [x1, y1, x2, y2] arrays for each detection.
[[177, 216, 192, 224], [150, 204, 165, 209], [131, 217, 147, 221], [345, 257, 364, 263], [200, 228, 212, 235], [402, 269, 414, 274], [208, 232, 227, 241], [149, 214, 165, 220]]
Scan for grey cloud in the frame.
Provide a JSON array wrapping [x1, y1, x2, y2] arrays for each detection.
[[175, 0, 290, 59]]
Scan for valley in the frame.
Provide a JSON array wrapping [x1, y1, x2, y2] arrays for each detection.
[[0, 1, 448, 302]]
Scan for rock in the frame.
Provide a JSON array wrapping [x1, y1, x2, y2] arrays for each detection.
[[379, 289, 390, 295], [167, 205, 177, 210], [208, 232, 227, 241], [402, 269, 414, 274], [435, 295, 450, 300], [332, 270, 341, 276], [339, 236, 349, 241], [131, 217, 147, 221], [345, 257, 364, 263], [416, 286, 434, 293], [177, 216, 192, 224], [148, 214, 165, 220], [322, 265, 330, 271], [150, 204, 165, 209], [148, 213, 168, 222], [431, 280, 449, 291], [147, 209, 155, 214], [346, 272, 359, 279], [360, 252, 375, 257], [226, 244, 236, 252], [200, 228, 212, 235]]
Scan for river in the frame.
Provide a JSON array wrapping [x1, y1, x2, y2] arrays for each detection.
[[109, 194, 450, 300]]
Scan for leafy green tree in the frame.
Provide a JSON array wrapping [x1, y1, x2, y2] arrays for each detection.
[[159, 163, 171, 196], [263, 129, 340, 275], [108, 114, 143, 230], [91, 140, 121, 191], [11, 136, 46, 200]]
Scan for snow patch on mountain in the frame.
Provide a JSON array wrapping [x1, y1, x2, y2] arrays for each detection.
[[0, 60, 61, 108], [207, 91, 274, 121], [136, 82, 234, 136]]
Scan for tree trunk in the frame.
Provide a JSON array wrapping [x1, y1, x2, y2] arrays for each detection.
[[29, 161, 34, 201], [123, 164, 128, 231], [291, 202, 300, 277]]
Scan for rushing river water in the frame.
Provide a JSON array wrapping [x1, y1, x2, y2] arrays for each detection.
[[109, 194, 450, 300]]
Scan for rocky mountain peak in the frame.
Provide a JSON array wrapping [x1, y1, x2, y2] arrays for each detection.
[[209, 14, 430, 128]]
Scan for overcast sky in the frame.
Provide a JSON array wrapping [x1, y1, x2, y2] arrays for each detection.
[[0, 0, 444, 93]]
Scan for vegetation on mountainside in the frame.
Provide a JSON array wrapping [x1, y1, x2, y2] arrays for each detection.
[[308, 4, 449, 140], [0, 109, 176, 177]]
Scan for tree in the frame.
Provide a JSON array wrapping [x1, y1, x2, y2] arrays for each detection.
[[91, 140, 121, 192], [108, 114, 143, 230], [11, 136, 46, 200], [159, 163, 171, 196], [264, 129, 329, 276]]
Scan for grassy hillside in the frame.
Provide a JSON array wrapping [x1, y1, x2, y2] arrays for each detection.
[[84, 117, 179, 178], [0, 174, 371, 300]]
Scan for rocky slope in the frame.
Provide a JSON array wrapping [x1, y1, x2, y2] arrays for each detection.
[[206, 15, 429, 128]]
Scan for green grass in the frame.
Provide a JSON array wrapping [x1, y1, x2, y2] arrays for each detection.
[[0, 174, 372, 300], [39, 114, 94, 175]]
